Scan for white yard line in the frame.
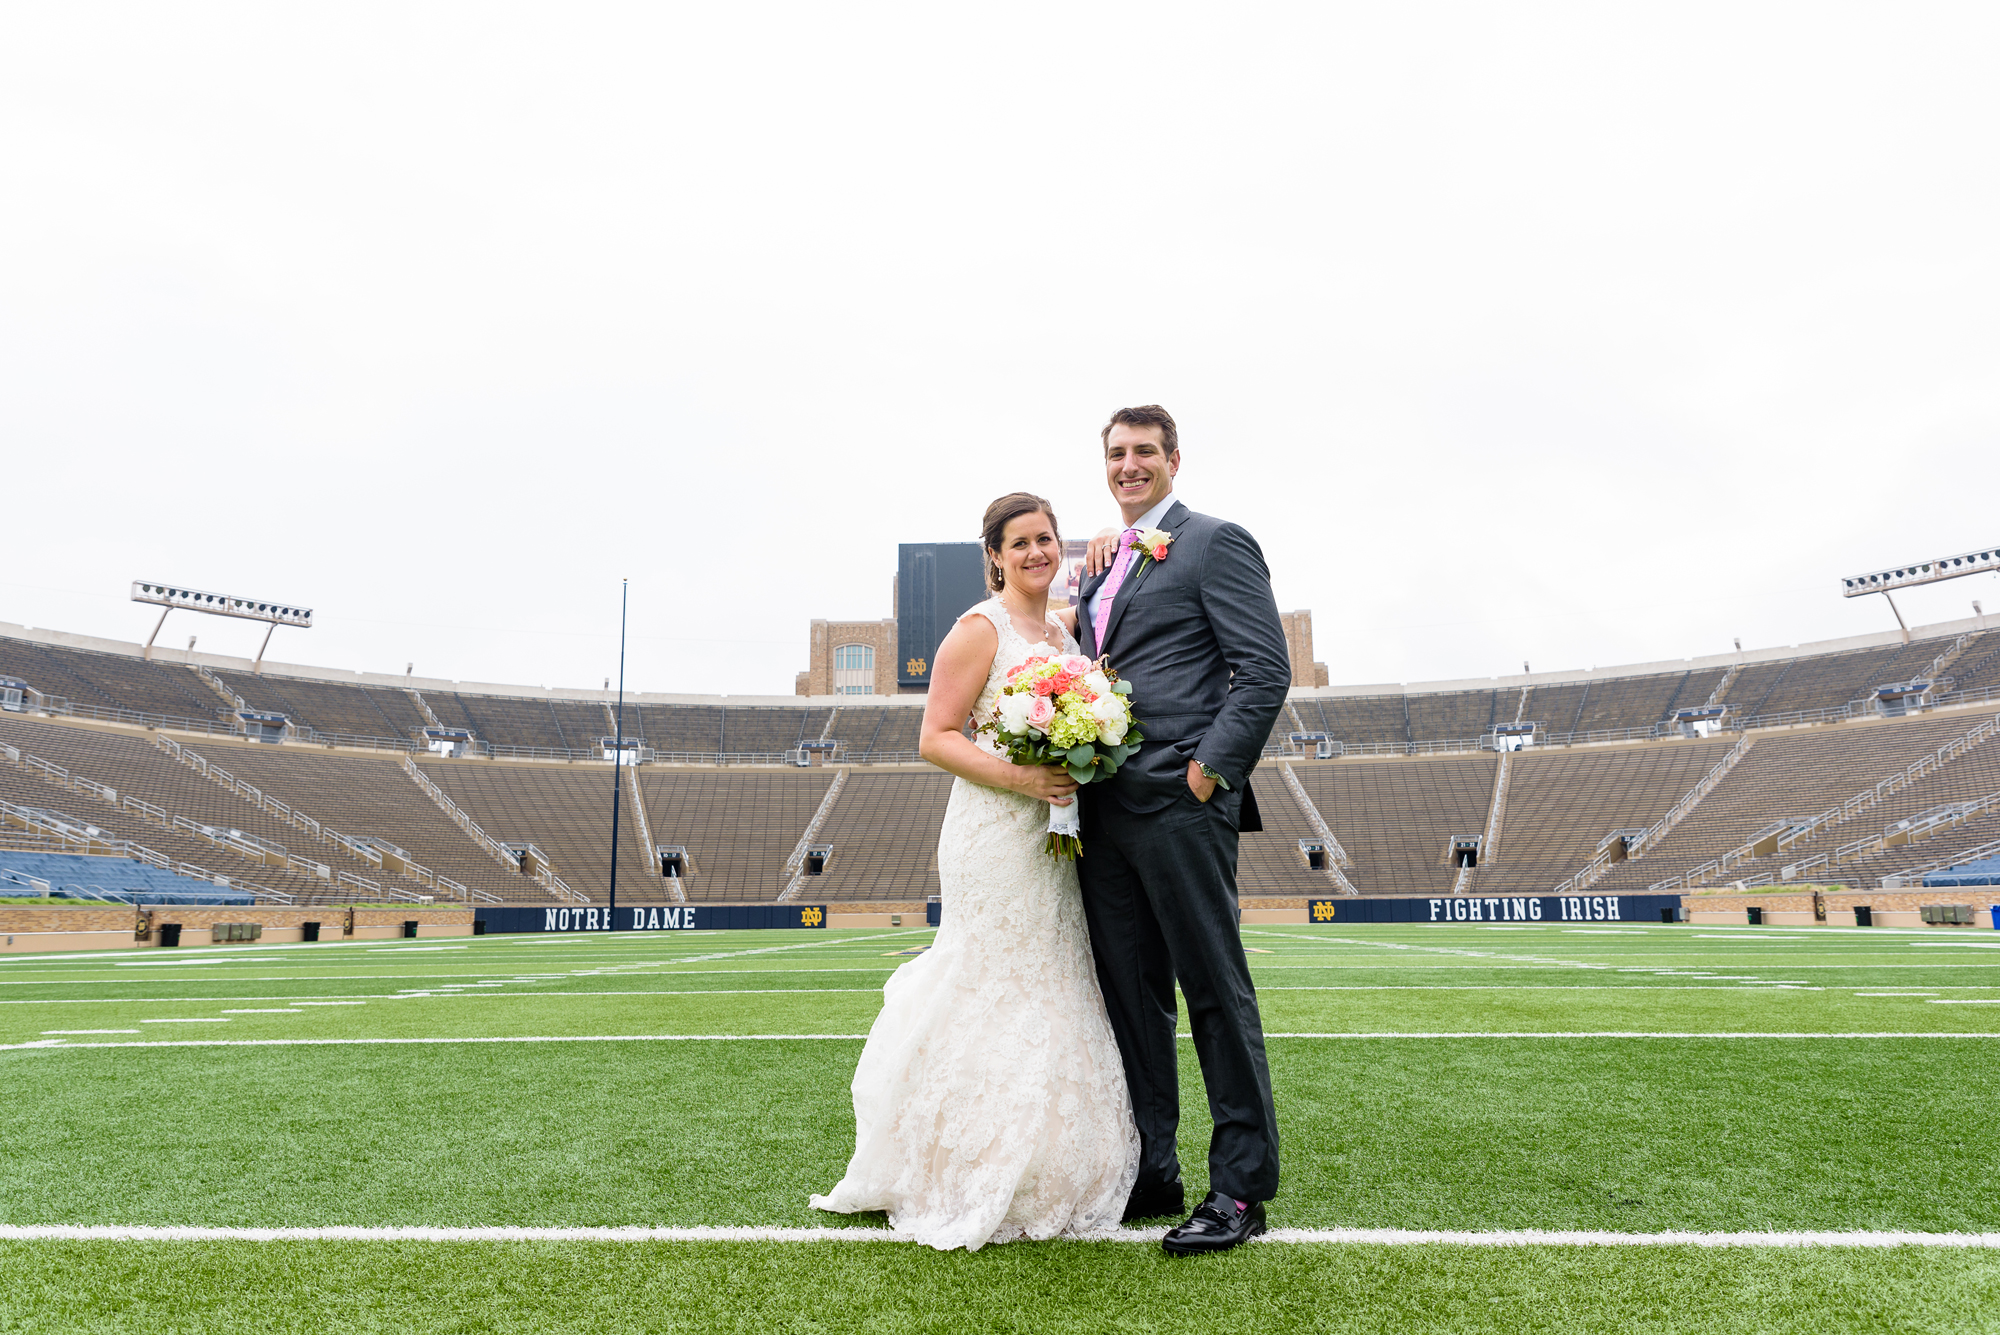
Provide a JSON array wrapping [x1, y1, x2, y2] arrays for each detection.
[[2, 1224, 1996, 1248], [0, 989, 884, 1006], [9, 1030, 2000, 1052]]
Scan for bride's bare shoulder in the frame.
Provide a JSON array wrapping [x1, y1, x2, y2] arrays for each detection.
[[1054, 604, 1079, 637], [937, 605, 1000, 657]]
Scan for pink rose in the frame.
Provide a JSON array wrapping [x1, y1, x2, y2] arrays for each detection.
[[1151, 542, 1169, 561], [1026, 696, 1056, 730], [1060, 655, 1091, 676]]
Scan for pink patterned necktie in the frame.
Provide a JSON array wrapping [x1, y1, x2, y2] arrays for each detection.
[[1092, 527, 1142, 648]]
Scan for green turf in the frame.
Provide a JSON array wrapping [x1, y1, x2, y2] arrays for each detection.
[[7, 1241, 2000, 1334], [1, 922, 1997, 1331]]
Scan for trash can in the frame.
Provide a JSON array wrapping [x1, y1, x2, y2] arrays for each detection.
[[301, 921, 320, 942], [402, 920, 419, 939], [926, 897, 942, 927], [1854, 905, 1872, 927], [158, 923, 182, 948], [1746, 906, 1763, 926], [473, 919, 486, 936]]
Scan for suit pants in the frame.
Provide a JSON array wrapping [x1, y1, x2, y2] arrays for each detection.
[[1078, 785, 1281, 1203]]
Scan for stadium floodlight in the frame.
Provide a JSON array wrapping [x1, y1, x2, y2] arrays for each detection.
[[131, 581, 313, 672], [1841, 547, 2000, 641]]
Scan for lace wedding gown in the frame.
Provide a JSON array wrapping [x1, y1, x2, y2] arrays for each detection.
[[810, 598, 1140, 1250]]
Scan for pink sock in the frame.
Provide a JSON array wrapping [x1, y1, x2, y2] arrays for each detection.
[[1234, 1199, 1249, 1212]]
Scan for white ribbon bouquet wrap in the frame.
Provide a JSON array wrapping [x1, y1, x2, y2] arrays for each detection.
[[983, 653, 1144, 860]]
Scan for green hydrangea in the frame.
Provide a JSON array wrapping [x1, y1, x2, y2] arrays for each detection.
[[1047, 703, 1100, 749]]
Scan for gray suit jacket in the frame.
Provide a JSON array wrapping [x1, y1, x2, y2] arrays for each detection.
[[1077, 499, 1292, 821]]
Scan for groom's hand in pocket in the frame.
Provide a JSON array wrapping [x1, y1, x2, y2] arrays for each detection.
[[1186, 760, 1216, 803]]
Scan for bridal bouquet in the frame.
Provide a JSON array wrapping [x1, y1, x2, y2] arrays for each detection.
[[982, 653, 1144, 859]]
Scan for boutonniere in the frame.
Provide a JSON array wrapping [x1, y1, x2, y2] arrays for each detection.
[[1128, 527, 1173, 575]]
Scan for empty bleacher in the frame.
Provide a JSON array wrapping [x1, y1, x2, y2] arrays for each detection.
[[419, 758, 652, 899], [0, 728, 304, 895], [0, 715, 370, 881], [814, 770, 953, 899], [1745, 643, 1920, 719], [640, 768, 836, 901], [1290, 754, 1497, 895], [208, 745, 526, 899], [1475, 737, 1738, 895], [1234, 770, 1331, 894], [1302, 697, 1408, 749], [1404, 689, 1501, 745], [0, 639, 223, 723], [1595, 710, 1991, 892], [215, 672, 426, 742]]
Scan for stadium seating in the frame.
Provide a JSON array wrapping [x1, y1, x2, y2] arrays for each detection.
[[7, 618, 2000, 911], [0, 849, 252, 904], [813, 770, 953, 899], [0, 715, 379, 886], [204, 745, 529, 900], [0, 640, 223, 724], [639, 767, 837, 901], [215, 672, 428, 742], [418, 757, 659, 900], [1472, 738, 1737, 895], [1593, 711, 1989, 892], [1290, 754, 1497, 896]]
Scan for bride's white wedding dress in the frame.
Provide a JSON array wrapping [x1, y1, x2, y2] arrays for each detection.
[[810, 597, 1140, 1250]]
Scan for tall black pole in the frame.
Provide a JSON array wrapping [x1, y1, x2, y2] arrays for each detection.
[[608, 578, 629, 929]]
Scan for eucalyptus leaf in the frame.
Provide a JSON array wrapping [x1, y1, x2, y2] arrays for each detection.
[[1112, 681, 1133, 695], [1066, 745, 1095, 766], [1066, 764, 1093, 784]]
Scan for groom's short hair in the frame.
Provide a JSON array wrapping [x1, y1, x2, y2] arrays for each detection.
[[1101, 405, 1178, 456]]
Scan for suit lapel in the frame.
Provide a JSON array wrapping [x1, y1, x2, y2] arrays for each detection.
[[1100, 500, 1191, 657]]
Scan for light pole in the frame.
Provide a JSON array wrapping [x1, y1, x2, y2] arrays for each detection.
[[608, 579, 629, 930]]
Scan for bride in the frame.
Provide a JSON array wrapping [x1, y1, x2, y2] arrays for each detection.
[[810, 491, 1140, 1250]]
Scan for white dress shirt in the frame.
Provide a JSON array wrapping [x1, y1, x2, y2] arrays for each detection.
[[1085, 492, 1179, 630]]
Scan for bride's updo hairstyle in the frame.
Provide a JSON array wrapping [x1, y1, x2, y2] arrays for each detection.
[[980, 492, 1060, 593]]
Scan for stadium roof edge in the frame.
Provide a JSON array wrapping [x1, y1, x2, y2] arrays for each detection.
[[1296, 612, 1991, 700], [1, 611, 1990, 707]]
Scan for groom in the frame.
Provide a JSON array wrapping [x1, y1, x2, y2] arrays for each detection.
[[1075, 405, 1292, 1255]]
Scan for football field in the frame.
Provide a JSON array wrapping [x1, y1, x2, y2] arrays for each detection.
[[3, 921, 1999, 1333]]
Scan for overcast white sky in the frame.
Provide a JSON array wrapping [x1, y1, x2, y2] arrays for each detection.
[[4, 4, 1996, 696]]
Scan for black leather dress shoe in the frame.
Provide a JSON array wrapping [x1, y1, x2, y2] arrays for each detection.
[[1121, 1179, 1186, 1224], [1161, 1193, 1266, 1255]]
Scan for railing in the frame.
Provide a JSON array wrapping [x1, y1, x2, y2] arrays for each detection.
[[1675, 712, 2000, 891], [1814, 791, 2000, 876], [400, 755, 576, 901], [1883, 835, 2000, 888], [293, 725, 417, 753], [1276, 762, 1360, 895], [27, 695, 239, 736], [1558, 732, 1754, 895], [623, 762, 663, 897], [0, 867, 52, 896], [778, 768, 847, 903]]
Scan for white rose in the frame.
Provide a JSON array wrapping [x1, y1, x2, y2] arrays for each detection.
[[1082, 671, 1112, 697], [996, 692, 1033, 734], [1089, 693, 1129, 745]]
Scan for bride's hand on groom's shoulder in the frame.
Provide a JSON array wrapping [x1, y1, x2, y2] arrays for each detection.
[[1012, 764, 1080, 806], [1083, 528, 1121, 577]]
